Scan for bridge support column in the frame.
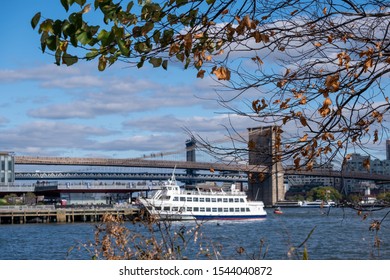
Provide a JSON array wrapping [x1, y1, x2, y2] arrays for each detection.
[[247, 126, 285, 207], [185, 138, 197, 185]]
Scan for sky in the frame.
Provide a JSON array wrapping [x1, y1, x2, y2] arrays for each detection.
[[1, 0, 389, 163], [0, 0, 258, 160]]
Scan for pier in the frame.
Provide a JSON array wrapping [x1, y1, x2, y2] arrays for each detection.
[[0, 205, 140, 224]]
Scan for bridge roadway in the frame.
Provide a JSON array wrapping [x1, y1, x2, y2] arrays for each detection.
[[13, 156, 390, 183], [14, 171, 247, 182], [14, 156, 267, 173]]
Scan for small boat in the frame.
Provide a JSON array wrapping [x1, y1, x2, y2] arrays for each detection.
[[273, 207, 283, 214], [139, 173, 267, 220]]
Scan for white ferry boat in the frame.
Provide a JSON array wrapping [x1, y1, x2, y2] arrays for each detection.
[[139, 174, 267, 220], [301, 199, 336, 208]]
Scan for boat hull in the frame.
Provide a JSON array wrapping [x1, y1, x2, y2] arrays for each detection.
[[147, 212, 267, 221]]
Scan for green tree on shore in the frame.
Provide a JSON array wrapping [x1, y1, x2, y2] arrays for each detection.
[[306, 186, 342, 202]]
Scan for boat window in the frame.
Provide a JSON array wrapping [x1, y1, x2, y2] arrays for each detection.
[[223, 198, 228, 203], [217, 198, 222, 203], [173, 197, 179, 201], [193, 197, 199, 202], [223, 208, 228, 212], [235, 208, 240, 212], [240, 198, 244, 202], [241, 208, 245, 212], [187, 207, 192, 212], [212, 208, 217, 212], [172, 207, 179, 211], [147, 206, 152, 210], [206, 207, 211, 212], [218, 208, 223, 212], [180, 197, 185, 201], [187, 197, 192, 202], [179, 207, 184, 212], [205, 198, 211, 202], [246, 208, 250, 212], [229, 208, 234, 212], [234, 198, 239, 203], [229, 198, 234, 203], [163, 207, 170, 211], [155, 207, 161, 211], [199, 198, 205, 202], [200, 207, 205, 212], [194, 207, 199, 212], [211, 198, 217, 203]]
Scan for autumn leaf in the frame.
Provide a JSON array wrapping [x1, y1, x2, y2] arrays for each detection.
[[300, 116, 308, 127], [363, 158, 370, 170], [299, 134, 308, 142], [197, 69, 206, 78], [212, 66, 231, 80]]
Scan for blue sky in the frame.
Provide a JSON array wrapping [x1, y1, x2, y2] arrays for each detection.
[[1, 0, 390, 163], [0, 0, 256, 159]]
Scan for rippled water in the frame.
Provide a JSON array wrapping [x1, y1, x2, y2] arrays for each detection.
[[0, 207, 389, 260]]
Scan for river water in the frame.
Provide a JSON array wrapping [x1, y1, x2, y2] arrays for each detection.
[[0, 207, 389, 260]]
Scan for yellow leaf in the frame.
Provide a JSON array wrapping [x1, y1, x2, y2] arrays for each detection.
[[194, 33, 204, 39], [299, 134, 308, 142], [314, 42, 322, 47], [323, 7, 327, 15], [324, 97, 332, 106]]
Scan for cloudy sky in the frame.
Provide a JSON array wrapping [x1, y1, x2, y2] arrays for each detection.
[[0, 0, 262, 160], [1, 1, 389, 164]]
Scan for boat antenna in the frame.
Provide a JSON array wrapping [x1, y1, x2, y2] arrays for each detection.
[[171, 165, 177, 182]]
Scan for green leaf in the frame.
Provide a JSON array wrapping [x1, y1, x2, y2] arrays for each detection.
[[62, 53, 78, 66], [86, 49, 100, 60], [31, 12, 41, 29], [141, 22, 154, 36], [45, 35, 58, 51], [162, 59, 168, 70], [149, 57, 162, 67], [55, 49, 62, 66], [98, 55, 107, 71], [76, 31, 91, 45], [117, 39, 130, 57], [60, 0, 69, 12]]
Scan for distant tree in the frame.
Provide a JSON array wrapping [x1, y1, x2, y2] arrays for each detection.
[[306, 186, 342, 202], [24, 193, 37, 205], [377, 192, 390, 203], [31, 0, 390, 170]]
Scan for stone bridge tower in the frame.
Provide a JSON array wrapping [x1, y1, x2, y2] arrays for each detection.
[[247, 126, 284, 206]]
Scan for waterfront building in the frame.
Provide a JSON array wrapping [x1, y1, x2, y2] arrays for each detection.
[[343, 152, 390, 193], [0, 152, 15, 185]]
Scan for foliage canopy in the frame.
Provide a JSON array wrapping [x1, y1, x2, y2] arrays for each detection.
[[32, 0, 390, 169]]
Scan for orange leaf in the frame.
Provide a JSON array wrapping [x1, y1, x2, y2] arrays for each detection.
[[212, 66, 231, 80], [299, 134, 308, 142]]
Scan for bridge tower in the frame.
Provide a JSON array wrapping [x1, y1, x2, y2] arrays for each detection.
[[185, 138, 197, 184], [247, 126, 284, 206]]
